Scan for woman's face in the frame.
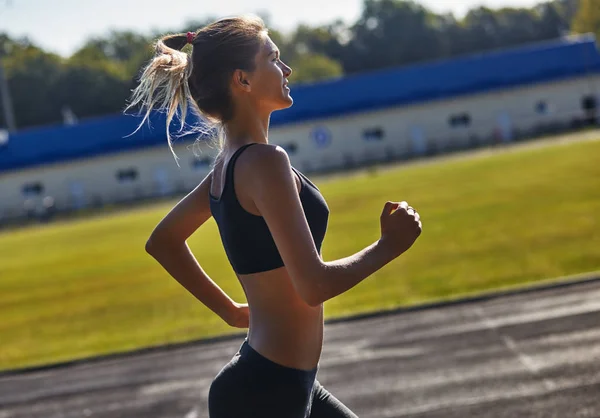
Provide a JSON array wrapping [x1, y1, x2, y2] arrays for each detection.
[[245, 34, 293, 112]]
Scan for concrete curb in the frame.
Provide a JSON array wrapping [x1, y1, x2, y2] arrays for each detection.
[[1, 270, 599, 378]]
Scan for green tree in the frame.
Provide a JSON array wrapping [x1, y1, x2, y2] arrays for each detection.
[[289, 53, 343, 83], [53, 63, 131, 120], [71, 31, 152, 82], [344, 0, 446, 73], [2, 42, 64, 127], [572, 0, 600, 39]]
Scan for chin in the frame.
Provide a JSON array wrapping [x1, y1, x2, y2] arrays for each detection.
[[273, 97, 293, 111], [283, 93, 294, 106]]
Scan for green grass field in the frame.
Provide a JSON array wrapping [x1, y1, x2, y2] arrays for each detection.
[[1, 136, 599, 372]]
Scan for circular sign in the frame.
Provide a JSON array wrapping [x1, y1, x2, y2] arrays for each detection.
[[310, 126, 331, 148]]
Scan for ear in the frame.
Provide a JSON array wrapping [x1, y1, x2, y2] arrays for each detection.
[[232, 69, 252, 93]]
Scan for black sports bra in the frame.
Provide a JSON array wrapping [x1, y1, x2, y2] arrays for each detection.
[[209, 143, 329, 275]]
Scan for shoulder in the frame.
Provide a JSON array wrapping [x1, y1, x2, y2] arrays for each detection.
[[235, 143, 297, 197], [242, 143, 289, 164], [237, 143, 292, 178]]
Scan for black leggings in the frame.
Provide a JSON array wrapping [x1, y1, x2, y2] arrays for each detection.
[[208, 339, 358, 417]]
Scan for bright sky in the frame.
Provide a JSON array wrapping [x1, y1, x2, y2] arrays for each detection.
[[1, 0, 542, 57]]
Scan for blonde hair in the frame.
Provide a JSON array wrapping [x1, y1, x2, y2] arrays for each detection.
[[125, 15, 267, 165]]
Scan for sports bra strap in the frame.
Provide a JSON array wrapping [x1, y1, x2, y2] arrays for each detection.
[[222, 143, 258, 198], [226, 143, 258, 177]]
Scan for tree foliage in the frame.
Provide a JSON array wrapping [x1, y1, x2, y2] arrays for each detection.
[[572, 0, 600, 39]]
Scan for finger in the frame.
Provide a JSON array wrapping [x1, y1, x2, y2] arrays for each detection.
[[381, 201, 399, 217], [413, 211, 420, 221], [392, 201, 410, 217], [393, 202, 409, 215]]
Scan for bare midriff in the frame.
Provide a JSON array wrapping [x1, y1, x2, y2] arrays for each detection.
[[238, 267, 324, 371]]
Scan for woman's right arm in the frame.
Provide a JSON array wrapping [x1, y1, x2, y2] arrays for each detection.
[[244, 145, 422, 307]]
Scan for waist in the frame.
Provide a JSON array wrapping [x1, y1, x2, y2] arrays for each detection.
[[247, 312, 324, 371], [239, 339, 319, 377]]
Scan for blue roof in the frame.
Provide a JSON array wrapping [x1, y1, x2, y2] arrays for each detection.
[[2, 34, 600, 173], [0, 112, 178, 173]]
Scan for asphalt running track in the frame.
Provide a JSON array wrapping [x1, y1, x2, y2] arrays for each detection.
[[2, 276, 600, 418]]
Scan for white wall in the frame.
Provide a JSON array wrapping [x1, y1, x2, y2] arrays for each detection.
[[0, 142, 217, 218], [1, 75, 598, 219]]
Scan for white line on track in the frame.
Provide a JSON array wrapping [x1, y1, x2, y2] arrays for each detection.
[[184, 407, 199, 418], [474, 306, 556, 391]]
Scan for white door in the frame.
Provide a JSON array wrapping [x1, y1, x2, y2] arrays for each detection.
[[69, 181, 86, 209], [410, 125, 426, 156], [154, 168, 171, 196], [497, 112, 513, 143]]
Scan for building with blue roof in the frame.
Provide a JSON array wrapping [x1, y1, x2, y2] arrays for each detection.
[[1, 34, 599, 219]]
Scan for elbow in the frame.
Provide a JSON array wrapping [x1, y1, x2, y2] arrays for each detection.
[[294, 264, 326, 307], [305, 294, 323, 308], [145, 232, 183, 257], [145, 233, 167, 257], [145, 235, 158, 256], [302, 281, 325, 307], [290, 273, 322, 307]]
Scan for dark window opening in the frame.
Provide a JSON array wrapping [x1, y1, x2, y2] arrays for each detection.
[[116, 168, 139, 183], [535, 101, 548, 114], [282, 143, 298, 154], [22, 182, 44, 197], [191, 157, 212, 169], [582, 95, 598, 125], [449, 113, 471, 127], [363, 127, 385, 141], [582, 95, 597, 111]]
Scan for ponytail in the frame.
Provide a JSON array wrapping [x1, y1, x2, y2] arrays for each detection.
[[125, 17, 268, 166], [126, 33, 195, 164]]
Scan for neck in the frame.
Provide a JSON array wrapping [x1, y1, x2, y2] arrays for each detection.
[[224, 102, 271, 148]]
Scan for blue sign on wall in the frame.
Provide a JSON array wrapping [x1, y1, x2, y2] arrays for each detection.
[[310, 126, 332, 148]]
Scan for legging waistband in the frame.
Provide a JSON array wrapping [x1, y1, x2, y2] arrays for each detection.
[[238, 339, 319, 382]]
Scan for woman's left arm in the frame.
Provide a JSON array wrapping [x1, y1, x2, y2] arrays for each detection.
[[145, 171, 243, 327]]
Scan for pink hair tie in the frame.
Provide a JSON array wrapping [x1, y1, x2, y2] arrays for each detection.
[[186, 32, 195, 44]]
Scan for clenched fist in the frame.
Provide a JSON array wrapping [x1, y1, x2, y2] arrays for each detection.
[[379, 201, 422, 258]]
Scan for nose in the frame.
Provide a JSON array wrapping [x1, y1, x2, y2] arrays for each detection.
[[282, 61, 292, 77]]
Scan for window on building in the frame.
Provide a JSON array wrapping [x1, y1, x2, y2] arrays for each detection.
[[22, 182, 44, 197], [282, 142, 298, 154], [363, 127, 385, 141], [116, 168, 139, 183], [191, 157, 212, 170], [582, 95, 597, 111], [581, 95, 598, 125], [535, 100, 549, 114], [448, 113, 471, 127]]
